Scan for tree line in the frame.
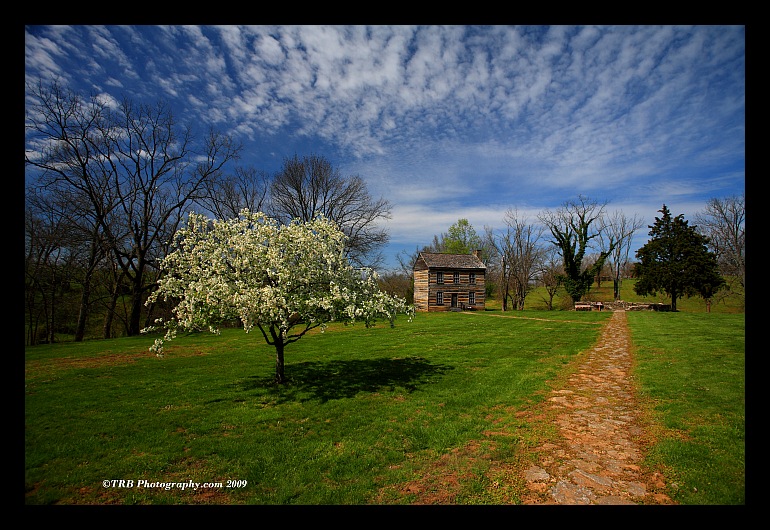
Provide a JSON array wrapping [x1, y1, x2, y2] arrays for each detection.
[[389, 197, 641, 311], [25, 81, 745, 346], [389, 195, 743, 313], [24, 82, 392, 345]]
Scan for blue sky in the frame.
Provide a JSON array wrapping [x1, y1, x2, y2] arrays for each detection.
[[25, 25, 745, 271]]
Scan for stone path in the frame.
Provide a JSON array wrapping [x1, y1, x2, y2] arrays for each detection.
[[518, 310, 674, 505]]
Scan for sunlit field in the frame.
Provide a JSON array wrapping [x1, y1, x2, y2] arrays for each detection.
[[26, 286, 743, 505]]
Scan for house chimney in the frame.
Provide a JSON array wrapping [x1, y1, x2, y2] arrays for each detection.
[[473, 249, 482, 259]]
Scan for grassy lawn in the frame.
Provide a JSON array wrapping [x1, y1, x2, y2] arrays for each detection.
[[517, 277, 745, 314], [25, 310, 610, 504], [626, 311, 745, 505], [25, 279, 745, 505]]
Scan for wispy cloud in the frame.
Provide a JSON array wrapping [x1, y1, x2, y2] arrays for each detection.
[[25, 24, 745, 268]]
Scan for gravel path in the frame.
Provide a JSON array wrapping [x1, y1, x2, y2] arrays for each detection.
[[518, 310, 675, 505]]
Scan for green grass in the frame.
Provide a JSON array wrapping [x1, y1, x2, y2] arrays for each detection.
[[25, 299, 745, 505], [516, 277, 744, 314], [25, 310, 609, 504], [626, 311, 745, 505]]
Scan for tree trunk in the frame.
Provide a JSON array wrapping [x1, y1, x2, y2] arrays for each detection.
[[128, 290, 141, 335], [103, 268, 125, 339], [274, 338, 286, 384], [75, 236, 102, 342], [500, 277, 509, 311], [103, 285, 120, 339], [128, 267, 145, 336], [74, 277, 92, 341], [671, 289, 678, 312]]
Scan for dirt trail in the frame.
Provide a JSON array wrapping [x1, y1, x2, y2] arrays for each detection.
[[518, 310, 674, 505], [376, 309, 675, 505]]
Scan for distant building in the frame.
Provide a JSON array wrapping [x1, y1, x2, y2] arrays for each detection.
[[413, 251, 486, 312]]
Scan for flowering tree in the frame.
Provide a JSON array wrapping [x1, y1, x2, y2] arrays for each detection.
[[144, 210, 414, 383]]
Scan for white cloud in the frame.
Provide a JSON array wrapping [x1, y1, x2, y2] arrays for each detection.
[[24, 25, 745, 269]]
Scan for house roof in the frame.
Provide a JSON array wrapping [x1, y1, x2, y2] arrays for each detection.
[[415, 252, 486, 270]]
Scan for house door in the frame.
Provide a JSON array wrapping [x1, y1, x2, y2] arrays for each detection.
[[451, 294, 458, 308]]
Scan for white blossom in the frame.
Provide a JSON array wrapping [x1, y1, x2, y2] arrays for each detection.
[[145, 210, 414, 367]]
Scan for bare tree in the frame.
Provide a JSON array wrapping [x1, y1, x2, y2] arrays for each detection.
[[481, 226, 501, 305], [28, 184, 114, 342], [197, 165, 271, 220], [538, 196, 617, 305], [377, 270, 414, 305], [391, 247, 423, 305], [25, 189, 73, 345], [25, 81, 121, 341], [396, 247, 421, 277], [695, 195, 745, 295], [269, 154, 392, 268], [488, 209, 545, 310], [598, 210, 645, 300], [538, 247, 563, 310], [25, 81, 241, 336]]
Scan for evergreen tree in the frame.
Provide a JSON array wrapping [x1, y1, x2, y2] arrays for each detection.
[[634, 205, 725, 311]]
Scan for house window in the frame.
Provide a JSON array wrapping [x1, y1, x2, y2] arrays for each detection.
[[469, 273, 476, 284], [436, 272, 444, 284], [469, 291, 476, 305], [436, 291, 444, 305], [453, 272, 460, 284]]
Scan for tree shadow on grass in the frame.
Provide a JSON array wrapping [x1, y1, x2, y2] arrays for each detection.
[[234, 356, 453, 403]]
